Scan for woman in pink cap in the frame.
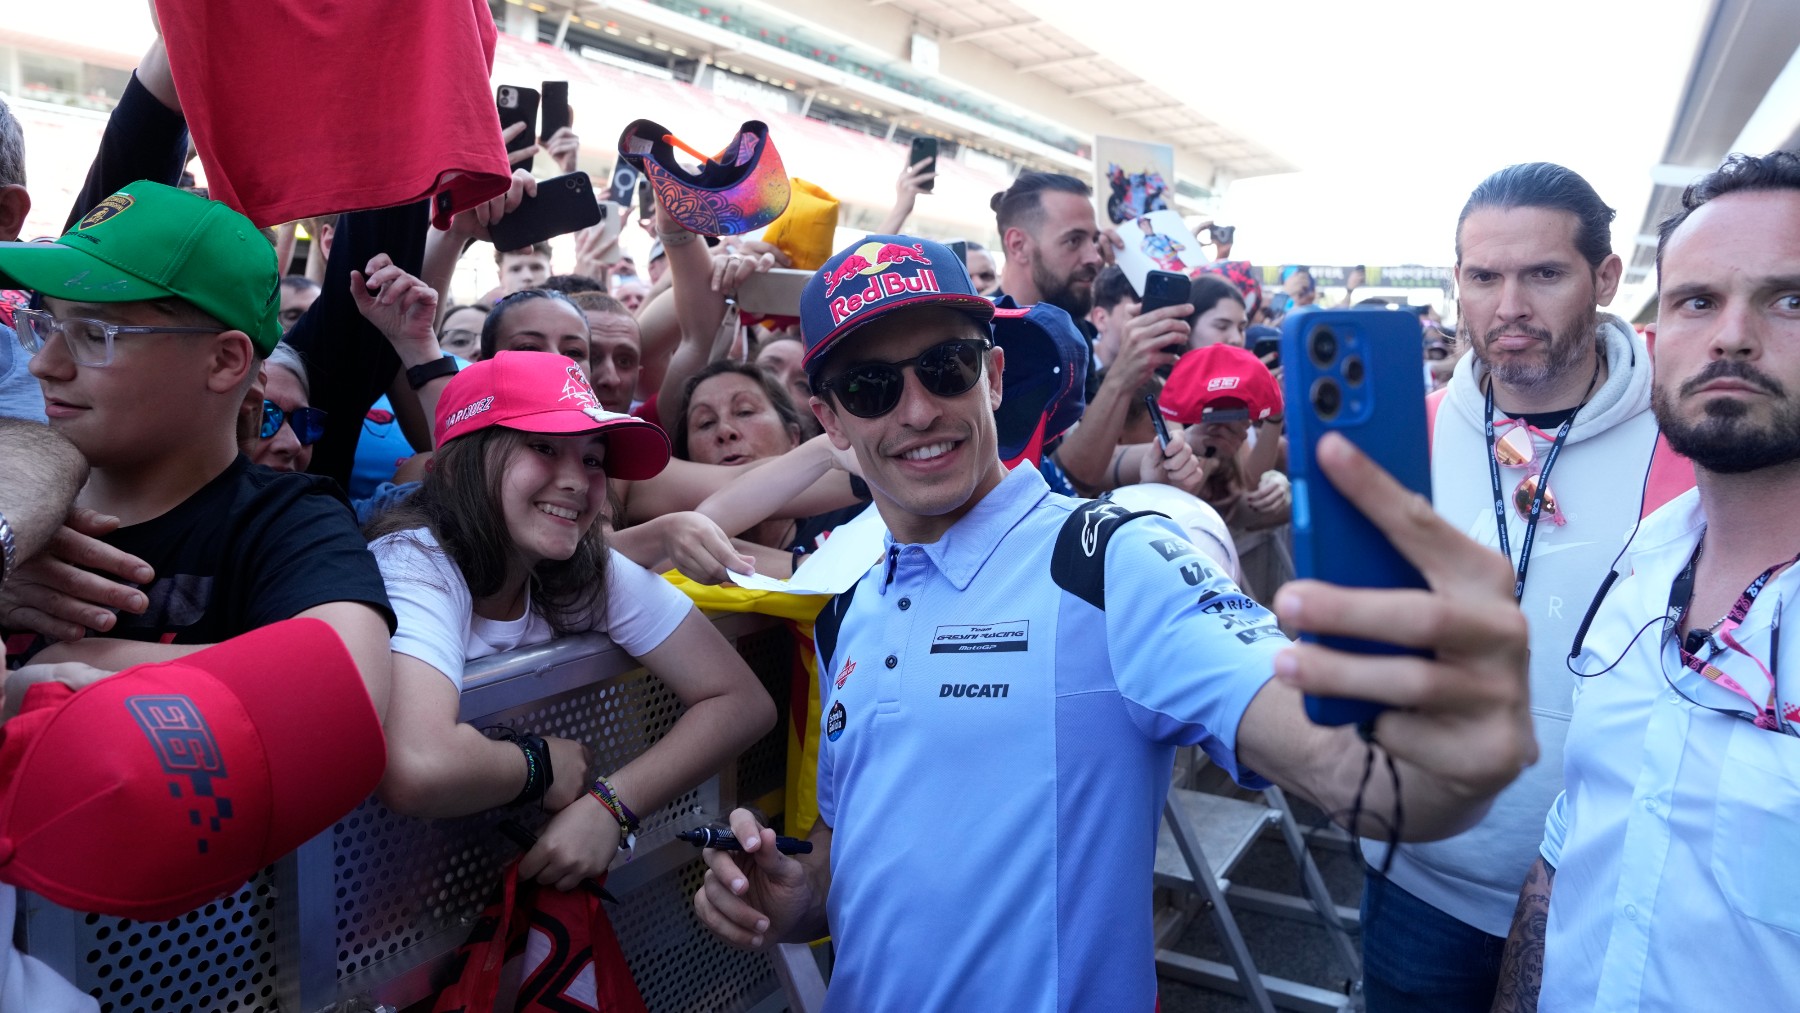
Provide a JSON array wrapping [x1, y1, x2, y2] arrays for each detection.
[[366, 351, 775, 892]]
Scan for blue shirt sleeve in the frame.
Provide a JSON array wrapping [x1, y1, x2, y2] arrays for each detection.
[[1101, 515, 1284, 784]]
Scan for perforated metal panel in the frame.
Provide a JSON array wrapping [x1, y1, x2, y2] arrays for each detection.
[[73, 869, 282, 1013], [20, 614, 796, 1013], [331, 661, 720, 985]]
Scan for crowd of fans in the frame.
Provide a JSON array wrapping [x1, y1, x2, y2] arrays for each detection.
[[1, 15, 1798, 1013]]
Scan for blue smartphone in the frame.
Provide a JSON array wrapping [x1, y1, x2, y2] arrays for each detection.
[[1281, 310, 1431, 726]]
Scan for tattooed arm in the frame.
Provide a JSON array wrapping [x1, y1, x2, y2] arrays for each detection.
[[1491, 856, 1554, 1012]]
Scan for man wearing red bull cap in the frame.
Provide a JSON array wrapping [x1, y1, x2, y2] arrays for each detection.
[[693, 234, 1539, 1012]]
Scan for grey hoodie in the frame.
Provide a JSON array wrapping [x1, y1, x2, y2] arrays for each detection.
[[1361, 315, 1663, 936]]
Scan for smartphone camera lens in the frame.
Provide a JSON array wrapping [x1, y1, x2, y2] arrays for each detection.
[[1311, 377, 1342, 420], [1342, 355, 1366, 386], [1308, 327, 1338, 368]]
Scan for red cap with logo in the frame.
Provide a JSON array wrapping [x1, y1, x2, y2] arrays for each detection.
[[1160, 344, 1284, 424], [0, 619, 385, 920], [433, 351, 672, 480]]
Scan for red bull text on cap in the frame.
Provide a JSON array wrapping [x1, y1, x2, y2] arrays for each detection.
[[800, 234, 995, 372]]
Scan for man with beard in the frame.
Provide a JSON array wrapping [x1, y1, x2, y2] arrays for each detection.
[[1358, 162, 1691, 1013], [991, 174, 1196, 492], [1490, 149, 1800, 1011]]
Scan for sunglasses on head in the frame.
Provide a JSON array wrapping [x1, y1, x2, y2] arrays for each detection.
[[261, 401, 327, 445], [817, 337, 992, 419]]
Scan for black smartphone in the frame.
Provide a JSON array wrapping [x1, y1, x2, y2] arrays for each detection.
[[1208, 224, 1236, 245], [637, 178, 654, 222], [608, 160, 639, 207], [948, 240, 968, 266], [1251, 332, 1281, 368], [908, 136, 938, 193], [1139, 269, 1190, 315], [539, 81, 570, 143], [1281, 311, 1431, 726], [1145, 394, 1171, 449], [487, 172, 603, 252], [496, 85, 540, 157]]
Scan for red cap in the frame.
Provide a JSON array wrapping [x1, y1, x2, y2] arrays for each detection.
[[1161, 344, 1284, 424], [434, 351, 671, 481], [0, 619, 385, 920]]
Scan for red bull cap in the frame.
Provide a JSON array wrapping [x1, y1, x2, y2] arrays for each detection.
[[800, 234, 995, 375]]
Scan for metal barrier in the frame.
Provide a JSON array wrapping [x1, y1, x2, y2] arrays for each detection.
[[19, 612, 799, 1013]]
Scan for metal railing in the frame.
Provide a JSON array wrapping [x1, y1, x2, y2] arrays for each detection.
[[19, 612, 798, 1013]]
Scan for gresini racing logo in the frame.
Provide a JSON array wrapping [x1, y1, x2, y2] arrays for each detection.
[[930, 620, 1030, 654]]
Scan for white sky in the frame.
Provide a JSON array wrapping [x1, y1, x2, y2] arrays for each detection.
[[1018, 0, 1711, 271]]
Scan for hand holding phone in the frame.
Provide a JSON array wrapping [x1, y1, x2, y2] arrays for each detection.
[[1280, 312, 1430, 726], [1139, 270, 1190, 315], [487, 171, 603, 253], [496, 85, 540, 158], [906, 137, 938, 194]]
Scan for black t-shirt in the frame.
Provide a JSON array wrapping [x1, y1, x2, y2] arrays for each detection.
[[104, 456, 395, 644]]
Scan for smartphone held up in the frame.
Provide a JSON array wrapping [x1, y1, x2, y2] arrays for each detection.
[[1280, 310, 1431, 727]]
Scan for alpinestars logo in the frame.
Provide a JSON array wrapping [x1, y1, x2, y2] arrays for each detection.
[[1081, 504, 1129, 557]]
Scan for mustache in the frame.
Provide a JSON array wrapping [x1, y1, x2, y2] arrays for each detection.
[[1680, 359, 1784, 398], [1480, 323, 1554, 344]]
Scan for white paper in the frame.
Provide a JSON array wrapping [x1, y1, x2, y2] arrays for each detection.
[[726, 503, 888, 595]]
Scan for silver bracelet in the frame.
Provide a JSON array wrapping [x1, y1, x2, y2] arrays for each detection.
[[658, 229, 700, 247], [0, 510, 15, 588]]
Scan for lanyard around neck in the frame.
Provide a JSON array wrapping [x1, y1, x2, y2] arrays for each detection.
[[1482, 361, 1597, 601], [1668, 534, 1800, 730]]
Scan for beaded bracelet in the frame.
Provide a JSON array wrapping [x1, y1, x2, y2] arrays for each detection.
[[506, 733, 552, 808], [589, 775, 639, 852]]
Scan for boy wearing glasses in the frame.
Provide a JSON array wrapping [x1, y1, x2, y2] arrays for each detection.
[[0, 180, 394, 719], [693, 235, 1541, 1012], [1359, 163, 1686, 1013]]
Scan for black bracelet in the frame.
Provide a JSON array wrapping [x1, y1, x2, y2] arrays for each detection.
[[406, 354, 459, 390], [508, 733, 553, 808]]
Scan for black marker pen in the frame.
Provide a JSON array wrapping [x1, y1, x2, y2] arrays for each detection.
[[679, 824, 813, 855]]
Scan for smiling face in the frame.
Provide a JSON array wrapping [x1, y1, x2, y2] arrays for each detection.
[[810, 305, 1006, 544], [498, 431, 610, 568], [684, 370, 800, 466], [1456, 205, 1619, 398], [490, 299, 590, 368], [250, 363, 313, 473], [1650, 188, 1800, 474]]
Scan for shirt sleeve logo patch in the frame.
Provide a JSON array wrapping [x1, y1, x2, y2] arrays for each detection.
[[930, 620, 1030, 654]]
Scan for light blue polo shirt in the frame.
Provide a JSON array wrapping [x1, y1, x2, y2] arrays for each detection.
[[813, 464, 1282, 1012]]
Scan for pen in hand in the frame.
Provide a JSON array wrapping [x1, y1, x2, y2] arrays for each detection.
[[678, 823, 813, 855]]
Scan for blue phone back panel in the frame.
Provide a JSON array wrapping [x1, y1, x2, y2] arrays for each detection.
[[1279, 310, 1432, 725]]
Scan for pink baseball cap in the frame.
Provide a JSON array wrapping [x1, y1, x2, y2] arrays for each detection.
[[0, 619, 385, 920], [433, 351, 671, 480]]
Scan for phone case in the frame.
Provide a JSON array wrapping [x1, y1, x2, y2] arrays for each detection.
[[1281, 310, 1431, 726], [487, 172, 602, 252], [496, 86, 540, 155], [1139, 269, 1189, 314], [539, 81, 570, 143], [909, 138, 937, 193]]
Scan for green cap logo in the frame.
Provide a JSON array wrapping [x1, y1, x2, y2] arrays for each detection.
[[77, 194, 135, 231]]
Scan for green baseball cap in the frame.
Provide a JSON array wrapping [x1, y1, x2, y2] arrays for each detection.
[[0, 181, 282, 355]]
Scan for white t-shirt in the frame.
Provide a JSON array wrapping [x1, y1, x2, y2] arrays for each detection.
[[1, 884, 98, 1013], [371, 528, 692, 688]]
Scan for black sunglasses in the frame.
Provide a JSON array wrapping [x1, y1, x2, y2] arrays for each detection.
[[261, 401, 328, 445], [818, 338, 992, 419]]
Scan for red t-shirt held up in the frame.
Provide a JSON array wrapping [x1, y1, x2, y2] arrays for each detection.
[[153, 0, 512, 228]]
